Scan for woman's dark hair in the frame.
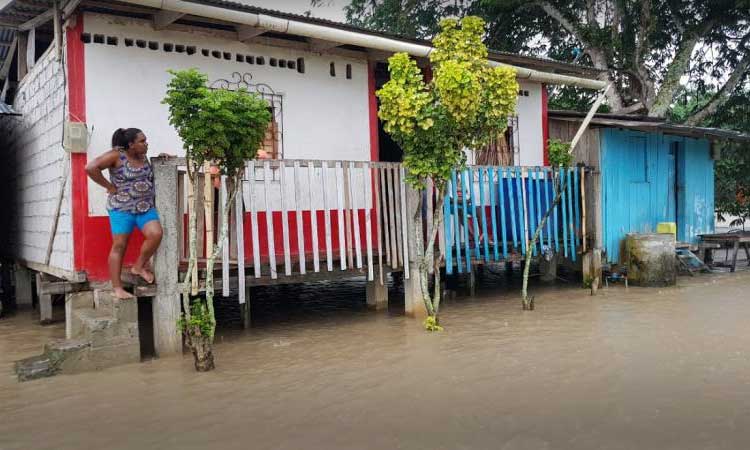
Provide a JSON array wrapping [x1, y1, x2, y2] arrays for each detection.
[[111, 128, 143, 149]]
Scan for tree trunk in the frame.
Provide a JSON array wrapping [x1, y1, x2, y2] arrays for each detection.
[[521, 170, 566, 310], [413, 181, 446, 329], [189, 334, 215, 372]]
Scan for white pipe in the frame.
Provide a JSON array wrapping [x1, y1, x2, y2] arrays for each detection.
[[121, 0, 607, 90]]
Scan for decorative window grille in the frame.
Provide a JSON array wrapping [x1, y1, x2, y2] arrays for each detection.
[[475, 115, 520, 165]]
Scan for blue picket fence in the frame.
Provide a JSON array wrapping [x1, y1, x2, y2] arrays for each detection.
[[443, 166, 584, 274]]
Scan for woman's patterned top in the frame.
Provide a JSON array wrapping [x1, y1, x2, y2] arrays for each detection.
[[107, 150, 155, 213]]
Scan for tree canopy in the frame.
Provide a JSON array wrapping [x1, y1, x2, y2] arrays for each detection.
[[346, 0, 750, 124]]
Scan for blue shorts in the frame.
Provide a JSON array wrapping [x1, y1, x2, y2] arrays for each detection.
[[108, 208, 160, 235]]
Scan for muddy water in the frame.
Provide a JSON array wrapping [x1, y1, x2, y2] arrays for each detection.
[[2, 271, 750, 450]]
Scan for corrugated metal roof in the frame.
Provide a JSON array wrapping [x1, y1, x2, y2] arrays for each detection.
[[0, 0, 603, 79], [549, 110, 750, 144], [185, 0, 602, 77], [0, 101, 20, 115]]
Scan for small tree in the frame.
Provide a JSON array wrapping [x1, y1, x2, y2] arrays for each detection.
[[520, 139, 573, 311], [377, 16, 518, 330], [163, 69, 271, 371]]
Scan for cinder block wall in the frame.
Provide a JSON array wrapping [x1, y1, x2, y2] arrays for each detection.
[[0, 46, 73, 272]]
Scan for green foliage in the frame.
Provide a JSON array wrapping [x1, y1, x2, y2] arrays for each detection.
[[178, 301, 215, 339], [350, 0, 749, 121], [376, 16, 518, 187], [423, 315, 444, 332], [547, 138, 573, 167], [162, 69, 272, 175]]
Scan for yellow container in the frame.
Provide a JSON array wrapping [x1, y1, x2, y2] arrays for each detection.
[[657, 222, 677, 235]]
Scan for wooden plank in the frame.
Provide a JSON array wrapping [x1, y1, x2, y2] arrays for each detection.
[[363, 163, 374, 281], [534, 167, 544, 252], [204, 162, 214, 260], [561, 168, 569, 258], [248, 161, 261, 278], [515, 167, 527, 256], [470, 167, 481, 260], [379, 167, 391, 268], [566, 168, 576, 261], [488, 167, 499, 261], [498, 167, 508, 259], [527, 167, 536, 256], [185, 171, 198, 294], [321, 161, 334, 271], [386, 166, 398, 269], [451, 170, 462, 273], [278, 161, 292, 276], [235, 180, 246, 304], [220, 175, 230, 297], [374, 166, 384, 284], [343, 162, 354, 268], [393, 166, 404, 267], [228, 178, 238, 261], [308, 161, 321, 272], [581, 167, 587, 252], [293, 161, 306, 275], [349, 162, 363, 269], [460, 169, 471, 272], [506, 167, 518, 250], [195, 172, 205, 263], [437, 181, 446, 261], [552, 168, 560, 252], [399, 165, 410, 277], [426, 178, 434, 274], [573, 168, 581, 247], [543, 169, 553, 251], [263, 161, 278, 279], [478, 167, 490, 262], [443, 178, 453, 275], [335, 162, 347, 270]]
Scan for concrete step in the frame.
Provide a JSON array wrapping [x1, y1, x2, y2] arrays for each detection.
[[93, 290, 138, 324], [65, 291, 94, 339], [15, 339, 91, 382], [15, 289, 142, 382], [76, 309, 138, 349]]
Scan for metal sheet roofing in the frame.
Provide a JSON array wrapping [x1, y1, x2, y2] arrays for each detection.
[[549, 110, 750, 144]]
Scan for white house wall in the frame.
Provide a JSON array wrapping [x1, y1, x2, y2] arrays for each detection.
[[516, 81, 544, 166], [82, 13, 546, 215], [83, 13, 370, 215], [1, 46, 73, 271]]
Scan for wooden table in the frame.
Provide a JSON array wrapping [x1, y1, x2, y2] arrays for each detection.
[[698, 232, 750, 273]]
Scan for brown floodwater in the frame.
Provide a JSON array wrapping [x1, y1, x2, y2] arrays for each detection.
[[2, 269, 750, 450]]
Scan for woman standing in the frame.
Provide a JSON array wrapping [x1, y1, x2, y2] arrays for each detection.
[[86, 128, 163, 299]]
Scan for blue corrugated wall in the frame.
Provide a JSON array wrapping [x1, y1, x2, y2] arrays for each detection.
[[601, 128, 714, 262]]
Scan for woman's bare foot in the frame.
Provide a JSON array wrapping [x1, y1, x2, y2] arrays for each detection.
[[113, 287, 135, 299], [131, 266, 155, 284]]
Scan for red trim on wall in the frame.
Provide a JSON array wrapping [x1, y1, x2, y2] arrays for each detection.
[[67, 15, 88, 271], [542, 83, 550, 165], [67, 14, 145, 281]]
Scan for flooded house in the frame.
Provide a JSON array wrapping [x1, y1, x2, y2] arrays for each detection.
[[0, 0, 608, 374]]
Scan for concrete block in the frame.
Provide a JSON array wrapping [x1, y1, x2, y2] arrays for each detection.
[[87, 343, 141, 370], [14, 338, 92, 381], [66, 291, 93, 339], [94, 289, 138, 323], [366, 279, 388, 310]]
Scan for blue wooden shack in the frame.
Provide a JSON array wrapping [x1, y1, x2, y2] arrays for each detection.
[[550, 111, 748, 263]]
